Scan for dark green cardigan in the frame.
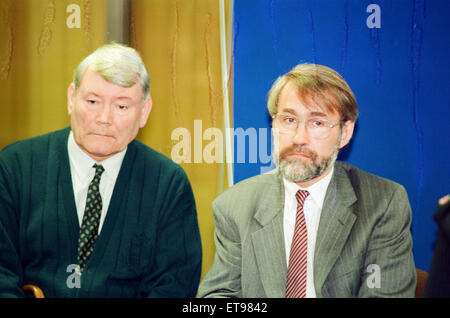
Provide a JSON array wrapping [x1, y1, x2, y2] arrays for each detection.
[[0, 128, 202, 297]]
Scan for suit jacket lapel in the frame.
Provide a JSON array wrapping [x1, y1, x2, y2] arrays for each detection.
[[251, 171, 287, 297], [313, 164, 357, 297]]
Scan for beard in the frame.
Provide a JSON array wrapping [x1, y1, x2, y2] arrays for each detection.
[[273, 136, 341, 184]]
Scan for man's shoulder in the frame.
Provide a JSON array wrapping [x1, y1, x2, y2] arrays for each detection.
[[129, 138, 187, 177], [214, 170, 281, 207], [335, 161, 405, 197], [0, 128, 69, 160]]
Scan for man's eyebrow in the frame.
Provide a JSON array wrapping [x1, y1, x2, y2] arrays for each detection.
[[114, 96, 133, 101], [278, 107, 328, 118], [278, 107, 296, 115], [308, 111, 328, 117], [84, 92, 134, 101], [84, 92, 101, 98]]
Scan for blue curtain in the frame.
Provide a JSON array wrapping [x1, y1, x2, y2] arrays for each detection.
[[232, 0, 450, 271]]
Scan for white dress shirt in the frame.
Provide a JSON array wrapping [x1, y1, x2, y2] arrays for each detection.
[[283, 166, 334, 298], [67, 131, 126, 234]]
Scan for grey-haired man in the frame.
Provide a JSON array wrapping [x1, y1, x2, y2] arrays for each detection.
[[0, 43, 202, 297]]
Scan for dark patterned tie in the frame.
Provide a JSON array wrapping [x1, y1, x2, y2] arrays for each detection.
[[286, 189, 310, 298], [77, 164, 104, 273]]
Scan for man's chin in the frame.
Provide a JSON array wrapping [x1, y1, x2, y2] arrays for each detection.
[[279, 160, 316, 182], [279, 153, 337, 184], [81, 145, 117, 162], [282, 172, 316, 184]]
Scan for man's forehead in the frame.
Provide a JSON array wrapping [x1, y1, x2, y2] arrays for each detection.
[[278, 83, 340, 118], [277, 97, 339, 118], [78, 69, 142, 97], [83, 90, 135, 101], [79, 68, 138, 87], [278, 106, 330, 118]]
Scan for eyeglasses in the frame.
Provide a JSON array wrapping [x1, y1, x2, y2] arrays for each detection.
[[272, 112, 341, 139]]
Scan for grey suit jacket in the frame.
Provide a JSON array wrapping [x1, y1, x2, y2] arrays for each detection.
[[198, 161, 416, 298]]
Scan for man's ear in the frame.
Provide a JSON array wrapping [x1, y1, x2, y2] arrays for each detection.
[[68, 83, 75, 115], [339, 120, 355, 149], [139, 96, 153, 128]]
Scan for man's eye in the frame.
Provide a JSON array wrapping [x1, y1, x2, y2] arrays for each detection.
[[117, 105, 128, 111], [310, 119, 326, 127], [283, 116, 297, 125], [87, 99, 101, 106]]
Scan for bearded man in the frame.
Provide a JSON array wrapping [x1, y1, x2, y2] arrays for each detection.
[[198, 64, 416, 298]]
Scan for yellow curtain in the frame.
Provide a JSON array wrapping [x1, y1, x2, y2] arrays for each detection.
[[0, 0, 106, 148], [131, 0, 232, 279], [1, 0, 231, 281]]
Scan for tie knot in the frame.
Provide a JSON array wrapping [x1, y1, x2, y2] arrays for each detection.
[[295, 189, 309, 206], [93, 164, 104, 177]]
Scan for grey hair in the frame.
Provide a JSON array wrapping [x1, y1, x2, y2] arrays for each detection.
[[72, 42, 150, 103]]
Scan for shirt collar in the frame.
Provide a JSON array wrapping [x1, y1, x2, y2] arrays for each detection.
[[283, 165, 334, 209], [67, 131, 127, 180]]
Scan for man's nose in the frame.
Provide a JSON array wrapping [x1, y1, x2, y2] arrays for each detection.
[[96, 104, 113, 124], [291, 121, 310, 145]]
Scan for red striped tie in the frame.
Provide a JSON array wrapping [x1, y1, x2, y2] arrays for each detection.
[[286, 189, 310, 298]]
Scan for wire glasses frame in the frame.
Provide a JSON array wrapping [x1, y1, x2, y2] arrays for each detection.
[[272, 112, 342, 139]]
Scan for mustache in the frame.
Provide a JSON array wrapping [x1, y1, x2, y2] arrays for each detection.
[[279, 145, 317, 160]]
